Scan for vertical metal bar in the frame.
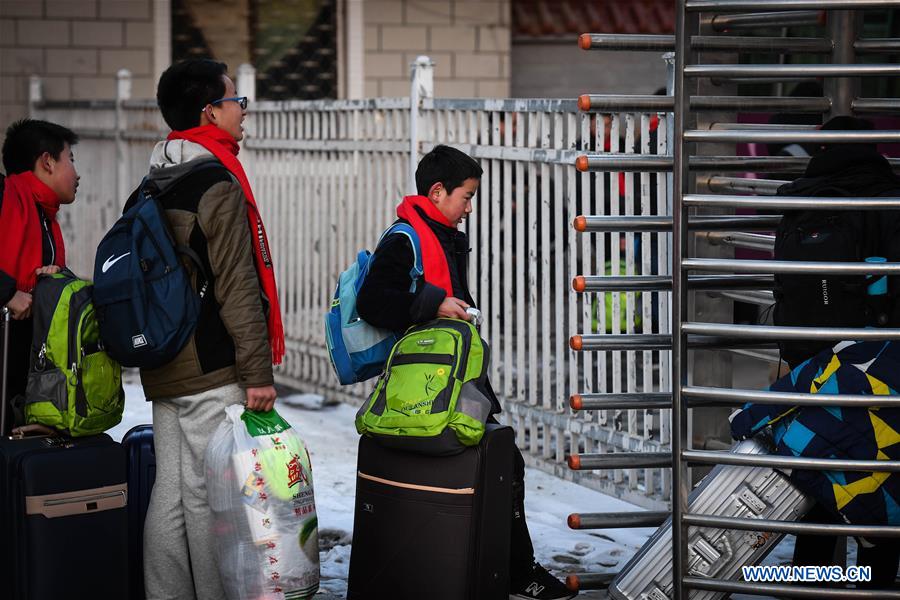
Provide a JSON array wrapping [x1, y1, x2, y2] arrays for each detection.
[[299, 134, 310, 383], [661, 51, 675, 501], [515, 112, 527, 410], [468, 111, 484, 302], [540, 111, 552, 425], [479, 111, 491, 341], [287, 112, 299, 337], [503, 112, 515, 403], [640, 112, 655, 494], [311, 143, 323, 385], [827, 10, 858, 118], [566, 112, 579, 399], [611, 113, 623, 483], [624, 113, 638, 489], [595, 111, 608, 444], [580, 112, 594, 431], [673, 2, 692, 597], [277, 149, 287, 341], [528, 112, 540, 456], [115, 70, 132, 214], [566, 112, 580, 462], [319, 137, 330, 385], [552, 111, 565, 462], [490, 111, 502, 389], [553, 112, 565, 420]]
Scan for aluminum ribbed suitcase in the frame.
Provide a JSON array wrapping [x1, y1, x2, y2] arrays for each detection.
[[609, 437, 816, 600]]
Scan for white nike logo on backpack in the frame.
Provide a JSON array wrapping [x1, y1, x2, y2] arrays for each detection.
[[102, 252, 131, 273]]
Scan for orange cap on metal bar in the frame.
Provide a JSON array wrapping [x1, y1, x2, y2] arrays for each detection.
[[575, 156, 589, 172], [570, 394, 583, 410], [573, 215, 587, 231], [577, 94, 591, 111], [567, 454, 581, 470], [578, 34, 592, 50], [569, 335, 583, 351], [572, 276, 586, 292], [567, 513, 581, 529], [565, 575, 580, 591]]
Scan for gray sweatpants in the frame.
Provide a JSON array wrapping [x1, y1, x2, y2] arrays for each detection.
[[143, 383, 244, 600]]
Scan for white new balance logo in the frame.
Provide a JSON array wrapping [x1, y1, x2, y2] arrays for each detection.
[[525, 582, 545, 595], [101, 252, 131, 273]]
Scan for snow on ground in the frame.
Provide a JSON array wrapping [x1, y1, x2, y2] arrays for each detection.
[[111, 382, 857, 599]]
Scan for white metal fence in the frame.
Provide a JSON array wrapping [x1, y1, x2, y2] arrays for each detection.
[[29, 60, 673, 508]]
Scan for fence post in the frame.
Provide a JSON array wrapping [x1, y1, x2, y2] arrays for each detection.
[[237, 64, 256, 139], [409, 55, 434, 193], [116, 69, 132, 208], [237, 63, 256, 102], [236, 64, 257, 178], [28, 75, 43, 118]]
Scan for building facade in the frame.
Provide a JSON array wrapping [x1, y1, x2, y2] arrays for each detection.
[[1, 0, 513, 132]]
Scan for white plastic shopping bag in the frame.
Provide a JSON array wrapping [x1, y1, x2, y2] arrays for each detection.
[[207, 404, 319, 600]]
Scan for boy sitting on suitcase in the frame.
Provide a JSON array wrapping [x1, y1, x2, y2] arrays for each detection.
[[357, 145, 574, 600], [0, 119, 80, 434]]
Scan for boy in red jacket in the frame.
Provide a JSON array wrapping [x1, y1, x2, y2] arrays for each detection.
[[0, 119, 80, 433], [358, 145, 573, 600]]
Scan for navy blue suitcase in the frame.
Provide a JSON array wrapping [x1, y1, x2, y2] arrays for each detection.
[[0, 432, 129, 599], [123, 424, 156, 600]]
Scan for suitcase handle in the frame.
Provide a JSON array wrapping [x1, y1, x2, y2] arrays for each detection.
[[25, 483, 128, 518], [9, 423, 58, 439]]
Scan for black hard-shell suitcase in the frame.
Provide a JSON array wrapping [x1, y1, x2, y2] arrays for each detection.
[[0, 307, 129, 600], [123, 424, 156, 600], [347, 424, 514, 600]]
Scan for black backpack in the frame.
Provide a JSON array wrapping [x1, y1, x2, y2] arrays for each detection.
[[773, 210, 889, 367]]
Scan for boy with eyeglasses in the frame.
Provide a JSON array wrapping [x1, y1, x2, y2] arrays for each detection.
[[140, 58, 284, 600]]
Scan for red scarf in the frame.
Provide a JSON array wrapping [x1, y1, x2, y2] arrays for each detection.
[[396, 195, 454, 296], [0, 171, 65, 292], [167, 124, 285, 365]]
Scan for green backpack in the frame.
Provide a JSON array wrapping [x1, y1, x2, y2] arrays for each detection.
[[25, 271, 124, 436], [355, 318, 494, 455]]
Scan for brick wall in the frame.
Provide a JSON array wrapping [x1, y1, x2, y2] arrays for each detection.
[[363, 0, 510, 98], [0, 0, 157, 129]]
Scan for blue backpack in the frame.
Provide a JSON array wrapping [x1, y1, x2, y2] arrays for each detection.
[[325, 223, 422, 385], [93, 171, 210, 369]]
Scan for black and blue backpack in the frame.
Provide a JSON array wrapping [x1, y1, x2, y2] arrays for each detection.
[[92, 171, 210, 369], [325, 223, 422, 384]]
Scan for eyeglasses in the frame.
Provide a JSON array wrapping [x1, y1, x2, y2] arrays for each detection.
[[209, 96, 249, 110]]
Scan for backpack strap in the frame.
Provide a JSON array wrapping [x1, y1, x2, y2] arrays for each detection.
[[138, 161, 226, 297], [376, 223, 423, 292], [141, 159, 226, 199]]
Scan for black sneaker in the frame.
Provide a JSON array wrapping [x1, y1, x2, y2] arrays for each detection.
[[509, 563, 576, 600]]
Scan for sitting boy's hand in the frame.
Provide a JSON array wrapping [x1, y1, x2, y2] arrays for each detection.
[[6, 291, 33, 320], [437, 297, 471, 320], [35, 265, 61, 277], [245, 385, 277, 412]]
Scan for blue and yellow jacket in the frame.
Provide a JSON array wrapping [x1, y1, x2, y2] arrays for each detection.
[[731, 340, 900, 525]]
